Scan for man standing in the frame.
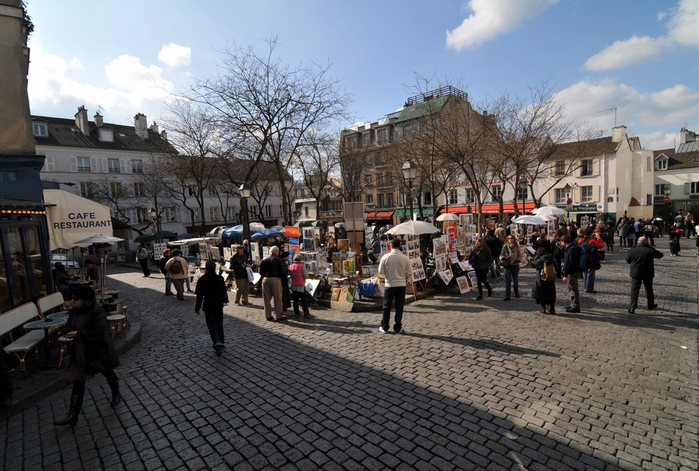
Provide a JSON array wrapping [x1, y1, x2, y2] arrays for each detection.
[[164, 249, 189, 300], [230, 245, 252, 306], [560, 235, 582, 313], [159, 248, 173, 296], [625, 236, 663, 313], [377, 238, 412, 334], [136, 244, 150, 277], [259, 246, 286, 321], [577, 228, 603, 294]]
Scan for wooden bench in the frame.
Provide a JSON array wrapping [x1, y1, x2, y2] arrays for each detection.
[[0, 303, 44, 377]]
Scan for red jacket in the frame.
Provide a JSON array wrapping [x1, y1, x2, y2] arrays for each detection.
[[576, 235, 604, 249]]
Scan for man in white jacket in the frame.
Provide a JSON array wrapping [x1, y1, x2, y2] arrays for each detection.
[[377, 238, 412, 334]]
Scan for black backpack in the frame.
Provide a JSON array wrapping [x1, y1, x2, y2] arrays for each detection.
[[579, 242, 600, 270]]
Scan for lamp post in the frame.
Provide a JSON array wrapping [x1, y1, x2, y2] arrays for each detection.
[[149, 207, 160, 242], [239, 183, 252, 251], [519, 180, 527, 216], [563, 183, 572, 220], [402, 160, 418, 222]]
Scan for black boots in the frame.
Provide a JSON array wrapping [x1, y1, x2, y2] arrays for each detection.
[[54, 390, 83, 426], [107, 375, 121, 407]]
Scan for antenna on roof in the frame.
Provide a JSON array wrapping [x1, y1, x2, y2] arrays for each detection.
[[597, 107, 617, 126], [97, 105, 105, 115]]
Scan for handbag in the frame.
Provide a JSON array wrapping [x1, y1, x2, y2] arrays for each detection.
[[499, 256, 511, 268]]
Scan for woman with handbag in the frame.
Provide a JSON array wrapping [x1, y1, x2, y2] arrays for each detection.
[[501, 235, 521, 300], [195, 260, 228, 356], [289, 255, 313, 318], [469, 238, 493, 300]]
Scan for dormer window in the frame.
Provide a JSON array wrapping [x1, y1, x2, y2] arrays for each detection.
[[655, 156, 668, 170], [99, 128, 114, 142], [32, 122, 48, 137]]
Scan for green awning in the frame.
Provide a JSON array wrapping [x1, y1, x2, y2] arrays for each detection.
[[393, 208, 434, 218]]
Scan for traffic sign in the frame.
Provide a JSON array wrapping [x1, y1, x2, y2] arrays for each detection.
[[566, 197, 573, 206], [663, 196, 671, 203]]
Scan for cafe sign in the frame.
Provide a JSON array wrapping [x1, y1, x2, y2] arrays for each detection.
[[43, 189, 113, 250]]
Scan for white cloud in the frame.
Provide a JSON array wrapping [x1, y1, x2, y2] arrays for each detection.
[[158, 43, 191, 67], [584, 36, 669, 71], [667, 0, 699, 47], [556, 79, 699, 148], [446, 0, 559, 51]]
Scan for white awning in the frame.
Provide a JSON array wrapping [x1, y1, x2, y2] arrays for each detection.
[[43, 189, 113, 250]]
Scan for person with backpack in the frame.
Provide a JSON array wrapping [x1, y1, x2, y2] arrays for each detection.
[[164, 249, 189, 300], [560, 235, 583, 313], [159, 248, 173, 296], [531, 247, 557, 314], [136, 244, 150, 277], [577, 228, 603, 294], [617, 216, 629, 248], [625, 236, 663, 313]]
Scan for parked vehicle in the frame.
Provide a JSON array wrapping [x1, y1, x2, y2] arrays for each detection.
[[50, 252, 80, 269]]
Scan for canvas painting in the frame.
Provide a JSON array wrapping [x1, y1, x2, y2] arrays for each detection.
[[337, 239, 349, 252], [331, 287, 341, 301], [437, 270, 453, 286], [467, 270, 478, 287], [456, 276, 470, 294]]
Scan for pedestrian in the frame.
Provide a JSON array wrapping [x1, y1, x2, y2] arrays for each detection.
[[289, 255, 313, 318], [194, 260, 228, 356], [605, 218, 615, 251], [280, 251, 292, 317], [230, 245, 252, 305], [617, 217, 628, 248], [242, 239, 252, 264], [485, 229, 503, 281], [669, 223, 683, 255], [164, 249, 189, 300], [159, 248, 173, 296], [500, 234, 520, 300], [469, 238, 493, 300], [377, 238, 412, 334], [626, 218, 636, 247], [625, 236, 663, 313], [54, 286, 121, 426], [85, 259, 99, 283], [259, 246, 286, 321], [560, 235, 583, 313], [531, 247, 557, 314], [577, 228, 603, 294], [136, 244, 150, 277], [593, 222, 608, 260]]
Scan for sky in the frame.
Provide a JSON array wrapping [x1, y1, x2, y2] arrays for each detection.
[[25, 0, 699, 151]]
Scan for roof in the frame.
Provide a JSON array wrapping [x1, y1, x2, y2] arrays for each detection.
[[31, 115, 178, 154], [385, 96, 450, 124], [655, 147, 699, 171], [551, 136, 619, 159], [677, 141, 699, 153]]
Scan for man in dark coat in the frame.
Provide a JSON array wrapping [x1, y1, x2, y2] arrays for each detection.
[[230, 245, 252, 305], [560, 235, 583, 313], [625, 236, 663, 313], [485, 229, 503, 280]]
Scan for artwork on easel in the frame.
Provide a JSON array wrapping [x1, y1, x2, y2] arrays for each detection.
[[331, 287, 341, 301], [467, 270, 478, 288], [437, 270, 453, 286], [337, 239, 349, 252], [435, 254, 448, 272], [411, 258, 426, 282], [456, 276, 470, 294]]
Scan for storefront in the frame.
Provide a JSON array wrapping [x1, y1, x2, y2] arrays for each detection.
[[0, 156, 53, 312], [366, 211, 394, 225], [440, 202, 536, 215], [392, 208, 433, 223]]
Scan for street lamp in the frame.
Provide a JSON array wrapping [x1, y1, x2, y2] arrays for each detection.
[[239, 183, 252, 256], [519, 180, 527, 216], [563, 183, 572, 221], [402, 160, 418, 221], [149, 207, 160, 241]]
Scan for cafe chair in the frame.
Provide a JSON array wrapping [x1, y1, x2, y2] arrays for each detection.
[[37, 292, 69, 320]]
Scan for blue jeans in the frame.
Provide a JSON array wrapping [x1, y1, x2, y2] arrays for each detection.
[[504, 265, 519, 298], [382, 286, 406, 333], [583, 269, 595, 291]]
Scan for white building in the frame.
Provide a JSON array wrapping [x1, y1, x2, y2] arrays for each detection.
[[653, 128, 699, 221]]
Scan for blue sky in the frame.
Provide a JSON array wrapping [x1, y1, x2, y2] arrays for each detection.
[[26, 0, 698, 150]]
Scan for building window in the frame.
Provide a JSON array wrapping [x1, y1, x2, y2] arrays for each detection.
[[517, 187, 528, 200], [265, 205, 273, 218], [378, 194, 385, 207], [384, 173, 391, 186], [304, 206, 309, 217], [424, 192, 432, 205], [387, 193, 394, 207], [464, 189, 475, 203], [656, 159, 667, 170], [226, 206, 237, 220], [647, 157, 651, 171], [554, 188, 566, 204], [554, 160, 565, 176], [136, 207, 148, 224], [654, 184, 669, 196], [365, 194, 373, 204], [133, 182, 145, 196], [690, 182, 699, 195], [361, 132, 371, 146], [109, 182, 123, 197], [580, 159, 593, 177], [80, 182, 95, 198], [193, 208, 201, 221], [375, 154, 383, 167], [364, 174, 372, 186], [378, 129, 386, 145], [581, 186, 593, 202], [99, 128, 114, 142], [376, 174, 383, 187], [76, 157, 91, 173], [163, 207, 176, 221], [33, 122, 48, 137], [209, 207, 219, 221], [107, 158, 120, 173], [491, 186, 501, 202], [449, 190, 458, 205], [188, 185, 196, 196], [132, 160, 144, 174]]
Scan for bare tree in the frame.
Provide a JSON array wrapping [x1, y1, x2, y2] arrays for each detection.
[[293, 131, 340, 218], [337, 133, 373, 204]]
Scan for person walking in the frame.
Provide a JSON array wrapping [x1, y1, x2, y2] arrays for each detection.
[[159, 248, 173, 296], [259, 246, 286, 321], [54, 286, 121, 426], [500, 235, 521, 300], [280, 251, 292, 317], [669, 223, 683, 255], [625, 236, 663, 313], [230, 245, 252, 305], [377, 238, 412, 334], [136, 244, 150, 277], [560, 235, 583, 313], [485, 229, 503, 281], [469, 238, 494, 300], [531, 248, 557, 314], [577, 228, 603, 294], [164, 249, 189, 300], [195, 260, 228, 356], [289, 255, 313, 318]]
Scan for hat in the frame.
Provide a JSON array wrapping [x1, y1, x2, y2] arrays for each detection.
[[72, 286, 96, 302], [280, 251, 290, 258], [294, 254, 305, 262]]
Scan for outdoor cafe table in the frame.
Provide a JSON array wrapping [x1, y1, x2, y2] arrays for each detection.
[[23, 317, 67, 367]]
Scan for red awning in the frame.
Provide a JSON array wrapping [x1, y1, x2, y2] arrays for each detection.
[[442, 202, 536, 214], [374, 211, 394, 220]]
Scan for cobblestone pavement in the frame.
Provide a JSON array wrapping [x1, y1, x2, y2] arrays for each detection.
[[1, 239, 697, 470]]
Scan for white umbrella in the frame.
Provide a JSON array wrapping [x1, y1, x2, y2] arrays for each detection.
[[513, 215, 549, 225], [531, 206, 567, 216], [249, 222, 266, 232], [74, 234, 124, 245], [436, 213, 460, 222], [387, 220, 440, 236]]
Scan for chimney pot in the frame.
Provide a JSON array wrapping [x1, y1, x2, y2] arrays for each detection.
[[74, 106, 90, 136]]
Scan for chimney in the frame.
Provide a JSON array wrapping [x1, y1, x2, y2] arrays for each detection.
[[94, 112, 103, 127], [74, 105, 90, 136], [679, 127, 696, 145], [134, 113, 148, 139], [611, 125, 627, 143], [160, 130, 168, 142], [149, 121, 159, 134]]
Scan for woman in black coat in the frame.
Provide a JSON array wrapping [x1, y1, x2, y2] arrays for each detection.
[[195, 260, 228, 356], [530, 248, 557, 315], [469, 238, 493, 300], [54, 286, 121, 426]]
